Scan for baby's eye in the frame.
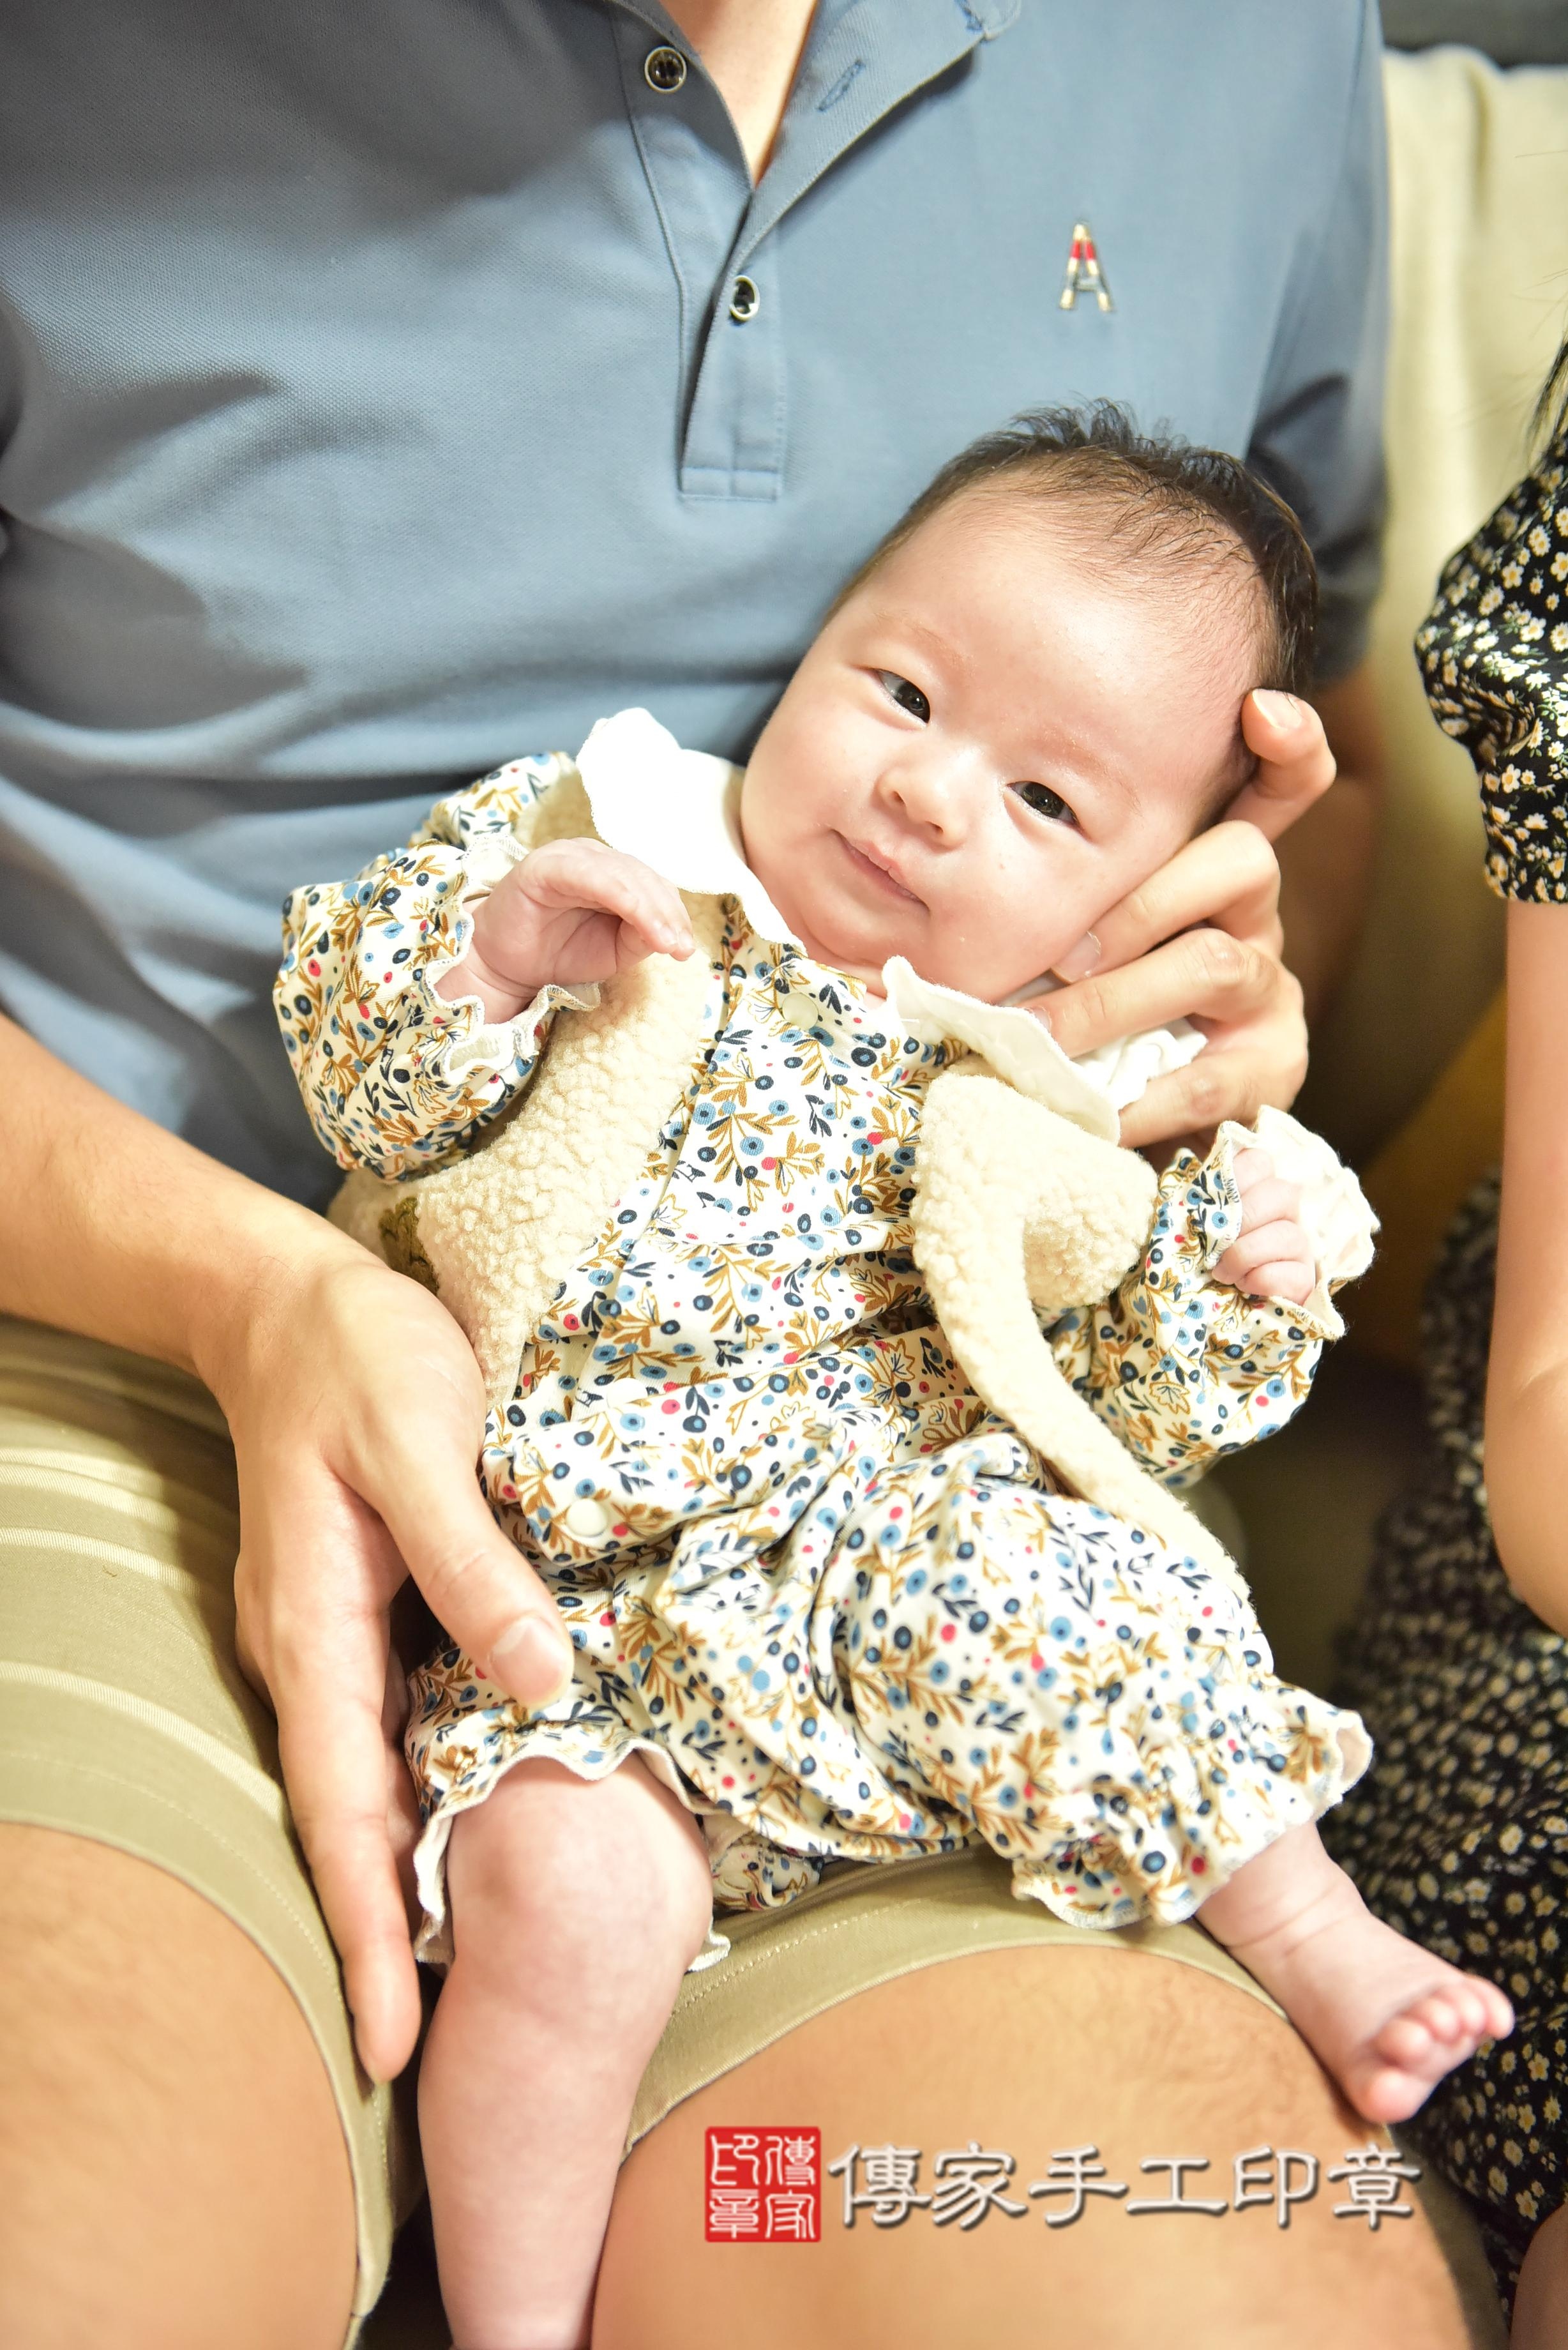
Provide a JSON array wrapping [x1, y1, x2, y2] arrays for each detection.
[[878, 672, 930, 723], [1012, 781, 1077, 826]]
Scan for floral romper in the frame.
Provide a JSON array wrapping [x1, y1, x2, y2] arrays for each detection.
[[276, 732, 1370, 1969]]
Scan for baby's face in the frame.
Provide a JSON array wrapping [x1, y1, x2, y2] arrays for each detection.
[[741, 490, 1257, 999]]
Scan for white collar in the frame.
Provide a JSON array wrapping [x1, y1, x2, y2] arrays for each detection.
[[576, 708, 795, 945], [575, 708, 1203, 1142]]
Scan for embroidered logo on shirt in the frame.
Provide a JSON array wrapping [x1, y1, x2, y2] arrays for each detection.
[[1059, 220, 1113, 313]]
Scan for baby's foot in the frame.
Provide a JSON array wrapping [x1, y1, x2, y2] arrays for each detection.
[[1199, 1825, 1513, 2125]]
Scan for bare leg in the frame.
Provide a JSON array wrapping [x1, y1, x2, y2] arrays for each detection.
[[595, 1944, 1480, 2350], [1511, 2201, 1568, 2349], [0, 1824, 358, 2350], [420, 1757, 713, 2350], [1199, 1823, 1514, 2123]]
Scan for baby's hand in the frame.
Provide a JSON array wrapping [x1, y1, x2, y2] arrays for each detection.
[[1214, 1147, 1316, 1305], [437, 838, 695, 1024]]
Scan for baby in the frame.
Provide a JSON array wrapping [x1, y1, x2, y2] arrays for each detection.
[[277, 409, 1511, 2350]]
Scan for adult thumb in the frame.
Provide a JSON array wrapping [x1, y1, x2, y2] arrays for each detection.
[[370, 1431, 573, 1706]]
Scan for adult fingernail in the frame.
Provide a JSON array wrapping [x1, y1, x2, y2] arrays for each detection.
[[487, 1614, 573, 1704], [1255, 690, 1301, 728], [1052, 932, 1101, 982], [357, 2036, 391, 2088]]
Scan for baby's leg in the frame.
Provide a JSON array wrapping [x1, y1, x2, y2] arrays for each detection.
[[1197, 1820, 1514, 2125], [826, 1448, 1511, 2125], [418, 1755, 713, 2350]]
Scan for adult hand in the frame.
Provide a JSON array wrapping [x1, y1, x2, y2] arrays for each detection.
[[209, 1237, 575, 2082], [1034, 691, 1334, 1149]]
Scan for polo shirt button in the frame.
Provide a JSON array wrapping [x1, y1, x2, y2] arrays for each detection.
[[644, 45, 688, 93], [728, 274, 760, 324], [564, 1496, 612, 1540]]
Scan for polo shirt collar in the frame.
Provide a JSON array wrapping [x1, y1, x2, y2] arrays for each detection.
[[741, 1, 1022, 266], [602, 1, 1020, 265]]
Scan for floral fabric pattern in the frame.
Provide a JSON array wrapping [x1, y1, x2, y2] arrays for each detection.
[[280, 766, 1366, 1967], [276, 753, 590, 1174], [1327, 418, 1568, 2320], [1326, 1180, 1568, 2316], [1417, 421, 1568, 900]]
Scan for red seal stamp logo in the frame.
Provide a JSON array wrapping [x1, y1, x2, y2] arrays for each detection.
[[705, 2127, 822, 2243]]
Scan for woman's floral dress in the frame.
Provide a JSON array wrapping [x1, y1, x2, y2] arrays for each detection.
[[1325, 418, 1568, 2312], [276, 748, 1368, 1971]]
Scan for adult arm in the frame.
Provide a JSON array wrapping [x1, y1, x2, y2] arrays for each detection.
[[1484, 904, 1568, 1635], [0, 1012, 573, 2080]]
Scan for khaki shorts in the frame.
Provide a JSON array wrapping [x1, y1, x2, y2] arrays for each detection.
[[0, 1316, 1505, 2348]]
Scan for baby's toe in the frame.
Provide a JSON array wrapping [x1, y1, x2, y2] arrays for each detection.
[[1375, 2010, 1436, 2070], [1351, 2059, 1431, 2126], [1436, 1975, 1512, 2047], [1480, 1983, 1515, 2041], [1443, 1980, 1498, 2041], [1410, 1990, 1466, 2044]]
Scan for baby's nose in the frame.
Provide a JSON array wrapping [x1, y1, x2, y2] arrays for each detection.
[[886, 752, 970, 833]]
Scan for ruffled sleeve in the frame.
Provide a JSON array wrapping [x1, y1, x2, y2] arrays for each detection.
[[1046, 1109, 1376, 1489], [1417, 424, 1568, 901], [275, 755, 596, 1179]]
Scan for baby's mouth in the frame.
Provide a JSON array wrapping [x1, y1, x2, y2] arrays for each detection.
[[837, 832, 923, 906]]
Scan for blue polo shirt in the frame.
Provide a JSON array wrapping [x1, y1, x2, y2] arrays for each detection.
[[0, 0, 1387, 1203]]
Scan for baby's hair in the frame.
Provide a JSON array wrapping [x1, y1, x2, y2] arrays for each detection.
[[835, 403, 1320, 814]]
